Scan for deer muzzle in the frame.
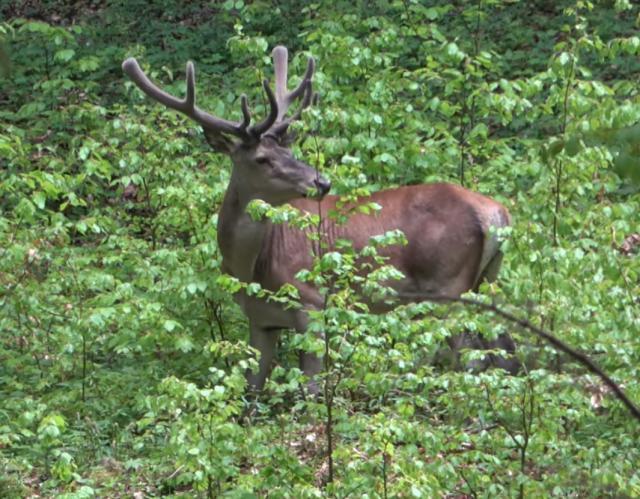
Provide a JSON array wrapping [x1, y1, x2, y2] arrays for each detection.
[[314, 177, 331, 197]]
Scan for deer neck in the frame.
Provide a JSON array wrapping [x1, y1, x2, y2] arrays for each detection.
[[217, 174, 270, 283]]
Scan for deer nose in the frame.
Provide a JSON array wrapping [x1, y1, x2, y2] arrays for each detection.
[[315, 177, 331, 196]]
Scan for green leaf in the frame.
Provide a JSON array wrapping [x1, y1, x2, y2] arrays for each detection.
[[564, 136, 582, 157], [77, 56, 100, 72], [163, 320, 180, 332], [445, 42, 465, 63], [175, 336, 194, 353], [557, 52, 571, 67], [547, 139, 564, 158], [54, 49, 75, 62], [19, 21, 53, 34], [32, 191, 46, 209]]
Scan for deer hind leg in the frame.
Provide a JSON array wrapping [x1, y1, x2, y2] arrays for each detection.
[[299, 351, 322, 395], [476, 249, 504, 287], [433, 272, 482, 371], [294, 311, 323, 396], [469, 250, 519, 374], [438, 252, 518, 374], [246, 323, 279, 391]]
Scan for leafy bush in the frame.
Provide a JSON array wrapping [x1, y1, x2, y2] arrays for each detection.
[[1, 0, 639, 495]]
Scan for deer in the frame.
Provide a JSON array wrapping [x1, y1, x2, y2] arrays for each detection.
[[122, 46, 515, 393]]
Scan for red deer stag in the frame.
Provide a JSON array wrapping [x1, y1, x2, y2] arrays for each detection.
[[122, 46, 513, 392]]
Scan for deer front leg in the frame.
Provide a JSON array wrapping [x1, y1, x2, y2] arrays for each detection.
[[300, 350, 322, 395], [246, 323, 279, 391], [295, 311, 323, 396]]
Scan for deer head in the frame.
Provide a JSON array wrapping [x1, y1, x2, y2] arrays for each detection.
[[122, 46, 330, 205]]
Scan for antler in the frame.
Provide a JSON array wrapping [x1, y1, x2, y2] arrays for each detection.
[[122, 47, 315, 143], [266, 46, 316, 138], [122, 58, 278, 141]]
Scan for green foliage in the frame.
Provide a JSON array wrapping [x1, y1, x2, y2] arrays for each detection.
[[1, 0, 639, 495]]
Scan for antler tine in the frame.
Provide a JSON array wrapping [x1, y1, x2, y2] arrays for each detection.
[[240, 95, 251, 129], [272, 46, 289, 121], [270, 46, 316, 122], [248, 79, 279, 137], [288, 57, 315, 102], [122, 57, 251, 138], [268, 80, 315, 137]]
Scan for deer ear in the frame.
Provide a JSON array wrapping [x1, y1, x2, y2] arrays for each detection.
[[204, 129, 237, 154], [279, 131, 297, 147]]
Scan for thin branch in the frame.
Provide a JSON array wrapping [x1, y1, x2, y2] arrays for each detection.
[[418, 295, 640, 422], [312, 133, 335, 486]]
